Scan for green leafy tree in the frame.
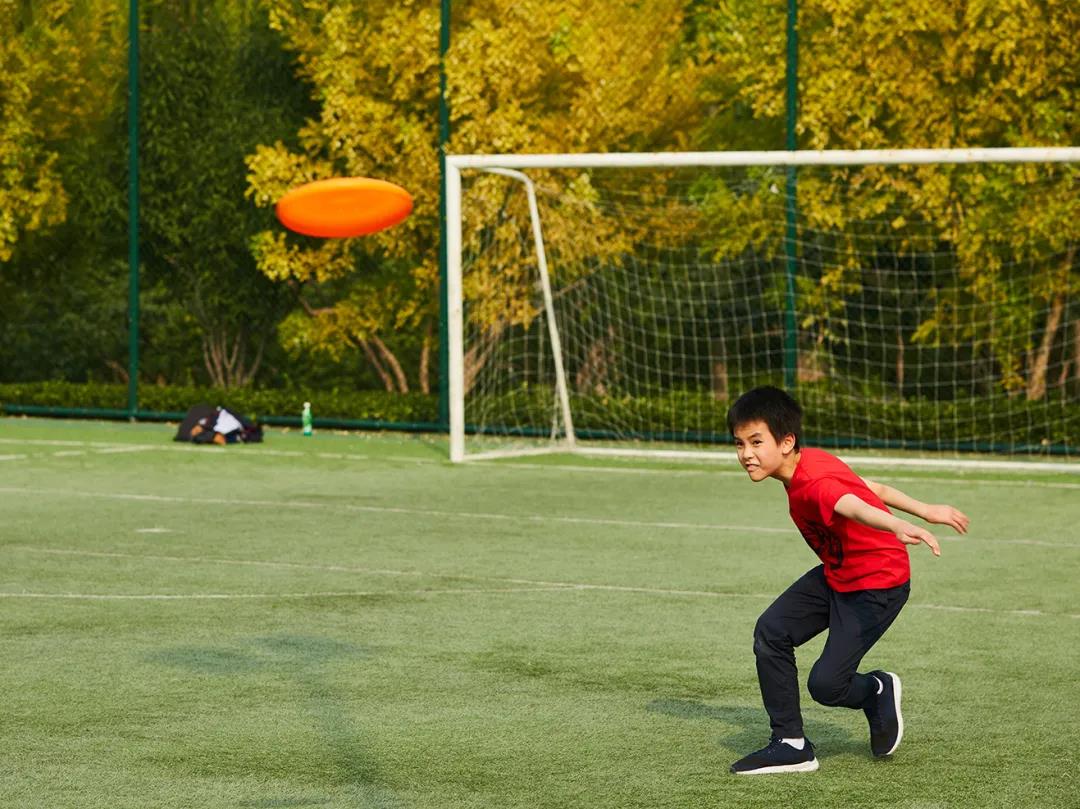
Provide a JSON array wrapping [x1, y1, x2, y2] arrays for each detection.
[[0, 0, 123, 262], [138, 0, 314, 387], [246, 0, 717, 394], [699, 0, 1080, 399], [0, 0, 130, 383]]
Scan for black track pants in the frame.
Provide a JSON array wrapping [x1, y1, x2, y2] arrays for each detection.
[[752, 565, 910, 738]]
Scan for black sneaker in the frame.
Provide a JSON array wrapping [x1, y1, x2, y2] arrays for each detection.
[[864, 670, 903, 757], [730, 736, 819, 775]]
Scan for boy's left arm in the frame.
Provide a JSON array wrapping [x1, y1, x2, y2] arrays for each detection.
[[834, 493, 948, 556], [861, 479, 970, 535]]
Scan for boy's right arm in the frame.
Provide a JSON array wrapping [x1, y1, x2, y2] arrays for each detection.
[[862, 479, 970, 535]]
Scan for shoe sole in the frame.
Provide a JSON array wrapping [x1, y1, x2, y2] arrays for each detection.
[[732, 758, 820, 775], [880, 671, 903, 757]]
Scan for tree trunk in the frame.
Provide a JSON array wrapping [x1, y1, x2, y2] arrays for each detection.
[[1025, 246, 1075, 401], [358, 339, 395, 392], [797, 333, 829, 383], [242, 335, 266, 387], [1025, 292, 1065, 401], [463, 325, 504, 396], [895, 328, 905, 391], [711, 361, 728, 402], [372, 335, 409, 393], [575, 326, 616, 395], [203, 338, 221, 387], [419, 320, 432, 395], [202, 328, 265, 388], [105, 359, 129, 384], [1054, 322, 1070, 391], [1073, 317, 1080, 397]]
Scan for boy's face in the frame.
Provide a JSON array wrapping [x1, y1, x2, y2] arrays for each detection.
[[732, 420, 796, 481]]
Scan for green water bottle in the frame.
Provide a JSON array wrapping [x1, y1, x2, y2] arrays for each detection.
[[302, 401, 313, 436]]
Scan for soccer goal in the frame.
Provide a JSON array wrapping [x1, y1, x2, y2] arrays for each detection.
[[445, 148, 1080, 464]]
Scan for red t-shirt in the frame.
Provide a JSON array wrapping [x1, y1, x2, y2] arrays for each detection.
[[786, 447, 910, 592]]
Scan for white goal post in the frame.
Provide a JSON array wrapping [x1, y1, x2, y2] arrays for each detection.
[[445, 148, 1080, 465]]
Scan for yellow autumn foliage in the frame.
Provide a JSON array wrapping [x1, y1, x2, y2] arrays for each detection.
[[246, 0, 714, 389], [0, 0, 124, 262], [704, 0, 1079, 396]]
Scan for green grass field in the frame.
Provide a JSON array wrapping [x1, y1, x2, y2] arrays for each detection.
[[1, 417, 1078, 808]]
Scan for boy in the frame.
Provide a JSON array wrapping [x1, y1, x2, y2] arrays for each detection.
[[725, 386, 969, 775]]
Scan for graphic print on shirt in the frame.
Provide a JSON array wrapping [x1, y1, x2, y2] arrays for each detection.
[[797, 520, 844, 570], [785, 449, 911, 592]]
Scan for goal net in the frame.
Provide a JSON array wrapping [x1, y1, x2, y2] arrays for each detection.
[[445, 149, 1080, 463]]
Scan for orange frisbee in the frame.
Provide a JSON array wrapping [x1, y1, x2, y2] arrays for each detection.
[[275, 177, 413, 238]]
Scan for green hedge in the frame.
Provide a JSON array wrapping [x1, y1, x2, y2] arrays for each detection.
[[475, 385, 1080, 454], [0, 381, 439, 426], [3, 380, 1077, 453]]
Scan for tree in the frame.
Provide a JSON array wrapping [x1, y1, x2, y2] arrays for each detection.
[[136, 0, 315, 387], [0, 1, 132, 384], [698, 0, 1080, 399], [246, 0, 718, 394], [0, 0, 123, 263]]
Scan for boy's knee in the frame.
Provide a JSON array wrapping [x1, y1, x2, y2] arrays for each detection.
[[807, 663, 846, 706], [753, 614, 774, 641], [752, 613, 790, 653]]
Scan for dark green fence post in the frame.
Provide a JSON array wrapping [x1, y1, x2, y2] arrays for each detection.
[[126, 0, 140, 418], [437, 0, 451, 430], [783, 0, 799, 390]]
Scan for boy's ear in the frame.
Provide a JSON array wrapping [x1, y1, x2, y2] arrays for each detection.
[[780, 433, 797, 454]]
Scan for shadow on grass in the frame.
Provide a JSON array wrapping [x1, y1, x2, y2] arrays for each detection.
[[146, 634, 370, 675], [149, 634, 400, 807], [646, 698, 864, 755]]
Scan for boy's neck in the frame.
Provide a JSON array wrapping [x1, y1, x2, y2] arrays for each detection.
[[774, 449, 801, 487]]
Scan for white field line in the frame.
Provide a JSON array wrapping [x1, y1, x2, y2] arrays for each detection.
[[0, 486, 791, 534], [0, 438, 90, 447], [476, 461, 748, 478], [2, 438, 1080, 477], [473, 460, 1080, 488], [913, 603, 1080, 619], [447, 456, 1080, 490], [941, 536, 1080, 549], [18, 546, 445, 579], [1, 484, 1077, 548], [0, 586, 567, 601], [0, 437, 428, 464], [986, 538, 1080, 549], [477, 462, 1080, 491], [20, 443, 1080, 493], [532, 445, 1080, 474], [862, 474, 1080, 491], [0, 438, 234, 449], [0, 440, 713, 473], [10, 546, 1079, 619], [16, 546, 776, 599], [838, 455, 1080, 473], [2, 438, 1080, 494], [10, 446, 1080, 492]]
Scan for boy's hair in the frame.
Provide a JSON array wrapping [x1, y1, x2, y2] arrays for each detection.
[[727, 386, 803, 450]]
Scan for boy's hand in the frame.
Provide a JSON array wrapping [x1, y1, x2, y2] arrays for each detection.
[[896, 521, 941, 557], [835, 493, 949, 557], [922, 504, 970, 534]]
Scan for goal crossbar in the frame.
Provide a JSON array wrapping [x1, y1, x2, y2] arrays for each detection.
[[448, 147, 1080, 171], [445, 148, 1080, 468]]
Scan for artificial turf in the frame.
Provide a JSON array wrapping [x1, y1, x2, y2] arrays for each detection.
[[1, 417, 1077, 808]]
